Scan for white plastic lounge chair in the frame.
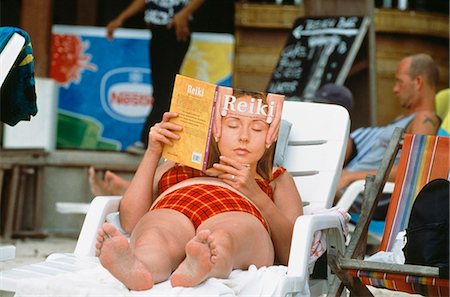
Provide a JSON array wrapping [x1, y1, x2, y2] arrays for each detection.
[[1, 101, 350, 296]]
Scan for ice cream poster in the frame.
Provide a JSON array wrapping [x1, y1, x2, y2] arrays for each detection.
[[51, 25, 234, 151]]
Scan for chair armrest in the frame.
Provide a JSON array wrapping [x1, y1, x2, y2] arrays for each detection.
[[283, 213, 347, 293], [337, 180, 395, 212], [74, 196, 122, 256]]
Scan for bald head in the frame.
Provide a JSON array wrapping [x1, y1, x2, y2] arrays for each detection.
[[406, 54, 439, 89], [394, 53, 440, 110]]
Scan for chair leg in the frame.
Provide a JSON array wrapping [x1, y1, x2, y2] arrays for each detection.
[[327, 246, 374, 297], [4, 165, 21, 239]]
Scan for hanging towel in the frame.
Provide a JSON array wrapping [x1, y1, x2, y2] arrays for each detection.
[[0, 26, 37, 126]]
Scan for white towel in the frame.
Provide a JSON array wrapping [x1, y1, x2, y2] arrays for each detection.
[[14, 261, 287, 297], [308, 206, 351, 269]]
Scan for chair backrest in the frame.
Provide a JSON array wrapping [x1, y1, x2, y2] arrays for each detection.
[[380, 134, 449, 252], [281, 101, 350, 211], [435, 88, 449, 121], [436, 89, 449, 136]]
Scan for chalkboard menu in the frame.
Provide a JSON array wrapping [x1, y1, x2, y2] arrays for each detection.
[[267, 16, 370, 101]]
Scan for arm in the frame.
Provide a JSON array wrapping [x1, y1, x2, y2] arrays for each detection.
[[119, 112, 182, 233], [169, 0, 205, 41], [337, 166, 398, 193], [267, 171, 303, 264], [344, 137, 355, 165], [337, 169, 377, 192], [106, 0, 145, 40]]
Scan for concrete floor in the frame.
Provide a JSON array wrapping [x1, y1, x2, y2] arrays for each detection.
[[0, 236, 77, 271]]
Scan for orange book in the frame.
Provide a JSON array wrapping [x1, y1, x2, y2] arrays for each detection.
[[162, 74, 284, 171], [162, 75, 218, 170]]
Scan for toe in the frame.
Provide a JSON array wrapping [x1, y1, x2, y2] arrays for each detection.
[[103, 222, 121, 237]]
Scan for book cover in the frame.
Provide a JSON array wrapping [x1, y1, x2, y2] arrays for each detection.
[[162, 75, 218, 170], [162, 74, 284, 171]]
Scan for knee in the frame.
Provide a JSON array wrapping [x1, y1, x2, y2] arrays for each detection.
[[133, 227, 167, 250]]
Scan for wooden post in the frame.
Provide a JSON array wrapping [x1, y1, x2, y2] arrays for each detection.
[[4, 166, 21, 239], [20, 0, 53, 77]]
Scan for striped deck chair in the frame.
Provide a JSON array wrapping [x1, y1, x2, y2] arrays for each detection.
[[327, 129, 450, 297]]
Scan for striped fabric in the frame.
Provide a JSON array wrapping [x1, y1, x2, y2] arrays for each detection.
[[349, 134, 449, 296], [348, 269, 449, 296], [346, 127, 384, 168], [381, 134, 449, 252]]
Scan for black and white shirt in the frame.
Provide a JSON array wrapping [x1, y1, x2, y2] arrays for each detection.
[[144, 0, 189, 25]]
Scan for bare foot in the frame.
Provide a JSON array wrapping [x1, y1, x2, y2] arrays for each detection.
[[97, 223, 154, 290], [103, 171, 129, 195], [89, 167, 109, 196], [170, 229, 217, 287], [89, 167, 129, 196]]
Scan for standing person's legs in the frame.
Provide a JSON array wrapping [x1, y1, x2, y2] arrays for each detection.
[[171, 211, 274, 287], [96, 209, 195, 290], [140, 27, 191, 147]]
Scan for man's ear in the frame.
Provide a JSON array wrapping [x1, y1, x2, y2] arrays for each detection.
[[414, 75, 424, 90]]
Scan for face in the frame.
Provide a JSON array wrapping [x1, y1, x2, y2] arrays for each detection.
[[217, 95, 269, 166], [393, 58, 418, 109]]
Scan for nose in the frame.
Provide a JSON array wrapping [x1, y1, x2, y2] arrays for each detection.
[[239, 135, 248, 143], [239, 129, 249, 143], [393, 82, 400, 94]]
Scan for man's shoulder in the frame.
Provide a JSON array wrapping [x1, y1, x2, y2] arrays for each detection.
[[408, 111, 440, 134], [412, 110, 440, 122]]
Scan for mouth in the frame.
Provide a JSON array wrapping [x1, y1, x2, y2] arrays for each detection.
[[234, 148, 250, 155]]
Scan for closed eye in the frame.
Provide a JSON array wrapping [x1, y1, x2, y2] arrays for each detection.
[[225, 117, 240, 129], [251, 121, 268, 132]]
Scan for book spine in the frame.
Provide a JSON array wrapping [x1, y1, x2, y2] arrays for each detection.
[[202, 86, 219, 171]]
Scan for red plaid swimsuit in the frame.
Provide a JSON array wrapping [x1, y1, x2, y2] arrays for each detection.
[[151, 164, 286, 231]]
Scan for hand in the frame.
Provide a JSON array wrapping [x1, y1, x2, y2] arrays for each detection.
[[212, 156, 263, 200], [265, 93, 284, 148], [147, 112, 182, 156], [106, 19, 123, 40], [212, 86, 235, 142], [167, 10, 190, 41]]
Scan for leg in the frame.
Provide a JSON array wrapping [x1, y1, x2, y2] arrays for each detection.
[[96, 209, 195, 290], [171, 211, 274, 287], [140, 27, 190, 146]]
